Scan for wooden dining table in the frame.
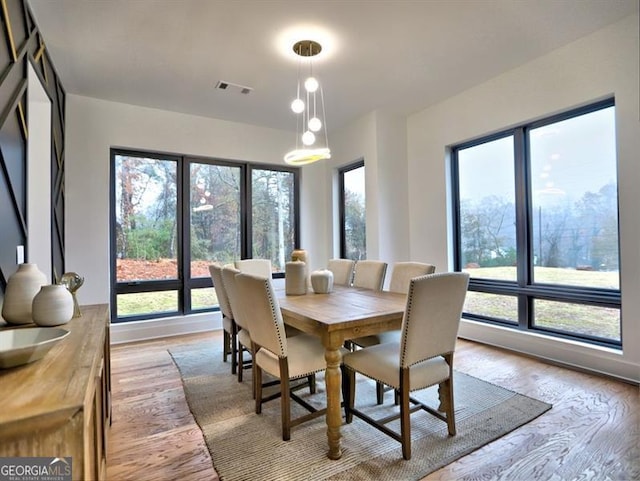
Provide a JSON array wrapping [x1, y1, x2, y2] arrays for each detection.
[[277, 285, 407, 460]]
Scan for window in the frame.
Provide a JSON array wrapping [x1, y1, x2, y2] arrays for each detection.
[[111, 150, 299, 322], [339, 160, 366, 260], [250, 168, 298, 272], [452, 99, 621, 346]]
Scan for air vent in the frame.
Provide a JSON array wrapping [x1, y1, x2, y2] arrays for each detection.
[[215, 80, 253, 95]]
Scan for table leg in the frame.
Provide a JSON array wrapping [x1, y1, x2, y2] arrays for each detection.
[[323, 331, 344, 460]]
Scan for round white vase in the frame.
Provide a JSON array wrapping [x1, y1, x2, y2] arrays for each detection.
[[311, 269, 334, 294], [32, 284, 74, 327], [1, 263, 47, 325]]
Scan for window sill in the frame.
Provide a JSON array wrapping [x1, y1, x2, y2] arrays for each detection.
[[459, 319, 638, 384]]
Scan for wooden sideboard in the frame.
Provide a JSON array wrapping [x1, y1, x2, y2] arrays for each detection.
[[0, 304, 111, 481]]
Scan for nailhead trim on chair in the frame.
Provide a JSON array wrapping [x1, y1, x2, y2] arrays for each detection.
[[263, 277, 287, 358], [400, 272, 458, 369]]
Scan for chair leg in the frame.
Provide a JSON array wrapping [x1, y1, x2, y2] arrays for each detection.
[[376, 381, 385, 404], [255, 364, 263, 414], [400, 368, 411, 460], [307, 374, 316, 394], [439, 377, 456, 436], [237, 341, 244, 382], [251, 342, 258, 400], [340, 364, 349, 419], [279, 358, 291, 441], [230, 322, 238, 375], [222, 329, 230, 363], [345, 367, 355, 423]]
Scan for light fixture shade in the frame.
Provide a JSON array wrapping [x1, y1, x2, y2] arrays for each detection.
[[291, 98, 305, 113], [284, 148, 331, 166], [304, 77, 319, 92], [285, 39, 330, 166], [308, 117, 322, 132], [302, 130, 315, 146]]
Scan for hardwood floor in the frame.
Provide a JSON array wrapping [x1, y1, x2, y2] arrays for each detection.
[[107, 331, 639, 481]]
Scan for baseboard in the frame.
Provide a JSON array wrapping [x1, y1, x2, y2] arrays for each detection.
[[459, 319, 639, 384], [110, 311, 222, 344]]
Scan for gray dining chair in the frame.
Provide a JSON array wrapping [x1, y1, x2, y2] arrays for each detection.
[[343, 272, 470, 460]]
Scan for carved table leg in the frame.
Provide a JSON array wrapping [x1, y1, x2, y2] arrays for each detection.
[[323, 331, 344, 460]]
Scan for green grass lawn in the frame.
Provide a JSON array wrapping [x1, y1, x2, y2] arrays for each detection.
[[116, 266, 620, 341], [464, 266, 620, 340]]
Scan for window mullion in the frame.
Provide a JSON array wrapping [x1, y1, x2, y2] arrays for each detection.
[[180, 157, 189, 313], [243, 164, 251, 259], [513, 127, 530, 329]]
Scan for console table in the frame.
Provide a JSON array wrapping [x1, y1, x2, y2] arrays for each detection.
[[0, 304, 111, 480]]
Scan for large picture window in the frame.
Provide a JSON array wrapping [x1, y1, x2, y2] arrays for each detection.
[[110, 150, 299, 322], [452, 99, 621, 346]]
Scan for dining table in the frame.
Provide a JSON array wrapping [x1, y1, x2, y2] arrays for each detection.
[[277, 284, 407, 460]]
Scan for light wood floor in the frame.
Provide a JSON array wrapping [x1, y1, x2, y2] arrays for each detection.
[[107, 331, 639, 481]]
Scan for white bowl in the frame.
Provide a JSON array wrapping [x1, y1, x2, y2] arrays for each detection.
[[0, 327, 69, 368]]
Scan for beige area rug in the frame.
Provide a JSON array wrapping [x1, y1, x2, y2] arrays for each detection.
[[169, 343, 551, 481]]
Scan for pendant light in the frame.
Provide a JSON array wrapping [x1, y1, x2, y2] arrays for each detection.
[[284, 40, 331, 166]]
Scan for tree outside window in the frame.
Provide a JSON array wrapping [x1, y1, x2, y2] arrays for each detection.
[[340, 161, 366, 260], [452, 100, 620, 346]]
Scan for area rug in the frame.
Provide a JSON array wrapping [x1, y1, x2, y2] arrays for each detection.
[[169, 343, 551, 481]]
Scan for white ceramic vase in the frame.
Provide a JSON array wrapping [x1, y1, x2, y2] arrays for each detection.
[[285, 261, 307, 295], [1, 263, 47, 325], [32, 284, 74, 327], [311, 269, 334, 294]]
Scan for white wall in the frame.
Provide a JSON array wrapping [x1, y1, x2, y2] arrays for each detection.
[[406, 14, 639, 382], [27, 64, 52, 283], [65, 96, 294, 341], [308, 109, 411, 283]]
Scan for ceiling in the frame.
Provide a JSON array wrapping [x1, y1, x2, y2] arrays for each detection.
[[28, 0, 638, 133]]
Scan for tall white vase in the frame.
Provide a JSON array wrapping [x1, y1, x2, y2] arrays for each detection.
[[32, 284, 74, 326], [1, 263, 47, 325]]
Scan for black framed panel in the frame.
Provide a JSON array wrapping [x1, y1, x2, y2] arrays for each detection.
[[451, 98, 621, 348]]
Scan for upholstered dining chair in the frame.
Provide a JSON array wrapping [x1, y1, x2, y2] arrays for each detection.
[[351, 261, 436, 403], [209, 263, 237, 374], [327, 258, 356, 286], [352, 260, 387, 291], [343, 272, 470, 460], [235, 272, 347, 441], [234, 258, 272, 278], [221, 265, 253, 384], [354, 262, 436, 348], [388, 261, 436, 294]]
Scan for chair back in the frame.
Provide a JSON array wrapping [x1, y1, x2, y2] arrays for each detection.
[[222, 265, 249, 331], [352, 260, 387, 291], [234, 259, 272, 278], [388, 262, 436, 294], [400, 272, 469, 368], [209, 263, 233, 320], [327, 259, 356, 286], [235, 273, 287, 358]]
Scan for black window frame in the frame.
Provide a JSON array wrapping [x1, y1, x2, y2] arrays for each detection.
[[339, 159, 365, 259], [451, 98, 621, 348], [110, 148, 300, 323]]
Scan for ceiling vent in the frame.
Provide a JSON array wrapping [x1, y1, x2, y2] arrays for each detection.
[[215, 80, 253, 95]]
